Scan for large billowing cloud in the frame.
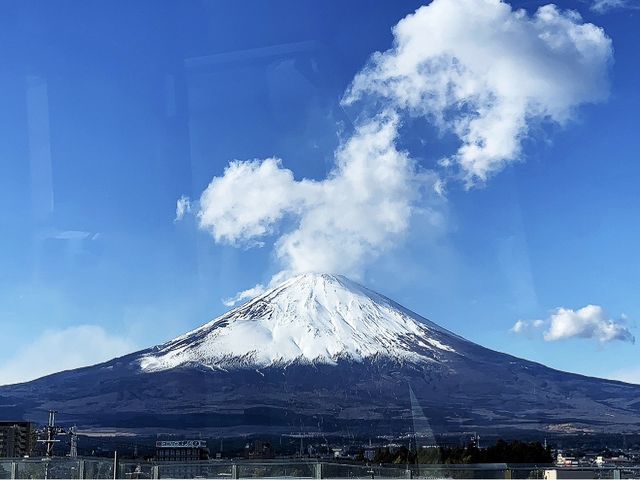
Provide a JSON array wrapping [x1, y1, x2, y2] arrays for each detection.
[[199, 114, 442, 279], [185, 0, 612, 302], [512, 305, 634, 344], [344, 0, 612, 185], [0, 325, 137, 386]]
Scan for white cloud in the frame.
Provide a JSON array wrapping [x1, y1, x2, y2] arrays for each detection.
[[344, 0, 612, 185], [197, 113, 442, 281], [0, 325, 137, 386], [274, 115, 442, 276], [510, 319, 543, 334], [511, 305, 634, 344], [591, 0, 639, 13], [544, 305, 634, 342], [510, 318, 544, 338], [222, 283, 267, 307], [198, 158, 313, 246], [188, 0, 613, 305], [175, 195, 192, 221], [511, 319, 527, 334]]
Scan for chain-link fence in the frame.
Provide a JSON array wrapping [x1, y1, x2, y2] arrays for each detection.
[[0, 458, 637, 479]]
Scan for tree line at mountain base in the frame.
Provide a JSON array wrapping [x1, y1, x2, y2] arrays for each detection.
[[374, 440, 553, 464]]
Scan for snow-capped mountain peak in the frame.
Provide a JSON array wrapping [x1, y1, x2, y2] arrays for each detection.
[[139, 273, 460, 371]]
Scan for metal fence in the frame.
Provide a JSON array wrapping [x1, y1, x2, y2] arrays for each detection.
[[0, 458, 638, 479]]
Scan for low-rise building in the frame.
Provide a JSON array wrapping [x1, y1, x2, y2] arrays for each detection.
[[155, 440, 209, 462], [544, 470, 595, 480]]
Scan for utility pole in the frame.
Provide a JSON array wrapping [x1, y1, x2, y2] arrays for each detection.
[[69, 426, 78, 457], [38, 410, 66, 457]]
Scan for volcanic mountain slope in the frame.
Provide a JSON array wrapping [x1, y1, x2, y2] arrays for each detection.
[[138, 273, 464, 371], [2, 273, 640, 437]]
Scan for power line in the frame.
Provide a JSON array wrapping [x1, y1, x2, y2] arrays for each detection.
[[37, 410, 67, 457]]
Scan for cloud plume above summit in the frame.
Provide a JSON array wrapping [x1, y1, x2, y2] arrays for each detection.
[[198, 114, 441, 279], [183, 0, 613, 301]]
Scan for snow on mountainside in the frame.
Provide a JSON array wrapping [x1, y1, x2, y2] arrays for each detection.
[[4, 272, 640, 436], [139, 273, 463, 371]]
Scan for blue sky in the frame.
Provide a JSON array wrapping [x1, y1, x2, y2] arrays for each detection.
[[0, 0, 639, 385]]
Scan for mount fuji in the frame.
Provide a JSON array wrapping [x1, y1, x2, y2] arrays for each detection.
[[139, 273, 463, 372], [2, 273, 640, 437]]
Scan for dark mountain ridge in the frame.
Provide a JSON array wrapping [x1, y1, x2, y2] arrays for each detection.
[[1, 273, 639, 437]]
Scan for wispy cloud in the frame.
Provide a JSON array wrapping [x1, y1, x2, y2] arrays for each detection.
[[591, 0, 640, 14], [180, 0, 613, 305], [175, 195, 192, 222], [222, 283, 267, 307], [511, 305, 634, 344], [0, 325, 137, 386], [510, 319, 545, 338]]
